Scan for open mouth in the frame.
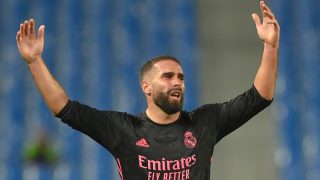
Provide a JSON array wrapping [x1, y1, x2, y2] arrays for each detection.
[[170, 91, 181, 100]]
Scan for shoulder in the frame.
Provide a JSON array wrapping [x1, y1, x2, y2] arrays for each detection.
[[189, 104, 221, 116], [181, 103, 221, 122], [103, 111, 144, 125]]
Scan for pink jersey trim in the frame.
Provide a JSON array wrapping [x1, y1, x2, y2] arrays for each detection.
[[117, 158, 123, 180]]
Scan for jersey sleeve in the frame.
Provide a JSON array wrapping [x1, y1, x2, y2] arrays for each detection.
[[55, 100, 128, 153], [193, 85, 272, 144]]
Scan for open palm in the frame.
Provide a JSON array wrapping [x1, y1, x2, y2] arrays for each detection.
[[252, 1, 280, 47], [16, 19, 45, 63]]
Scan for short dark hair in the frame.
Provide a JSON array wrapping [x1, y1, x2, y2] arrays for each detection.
[[139, 55, 181, 82]]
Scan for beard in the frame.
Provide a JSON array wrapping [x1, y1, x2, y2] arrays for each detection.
[[153, 89, 184, 114]]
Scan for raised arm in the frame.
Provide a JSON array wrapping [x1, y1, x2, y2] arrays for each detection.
[[16, 19, 68, 115], [252, 1, 280, 100]]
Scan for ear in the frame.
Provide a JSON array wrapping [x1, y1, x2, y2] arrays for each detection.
[[141, 80, 151, 96]]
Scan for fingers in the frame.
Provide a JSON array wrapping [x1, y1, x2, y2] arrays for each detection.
[[260, 1, 272, 13], [38, 25, 45, 40], [260, 1, 275, 19], [263, 10, 275, 20], [18, 19, 35, 36], [251, 11, 279, 30], [24, 20, 29, 36], [259, 1, 278, 27], [261, 4, 279, 30], [266, 19, 280, 30], [30, 19, 35, 35], [19, 23, 24, 38], [16, 31, 21, 43], [17, 19, 42, 39], [251, 13, 261, 27]]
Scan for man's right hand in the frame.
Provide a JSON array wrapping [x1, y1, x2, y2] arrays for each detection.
[[16, 19, 45, 64]]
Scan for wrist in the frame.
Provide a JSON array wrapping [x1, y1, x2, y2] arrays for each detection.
[[264, 42, 279, 50], [26, 55, 42, 65], [27, 56, 43, 67]]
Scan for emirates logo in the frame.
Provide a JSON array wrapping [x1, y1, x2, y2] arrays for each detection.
[[136, 138, 149, 148], [184, 131, 197, 149]]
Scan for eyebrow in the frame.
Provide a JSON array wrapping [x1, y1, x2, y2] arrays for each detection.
[[161, 72, 185, 79]]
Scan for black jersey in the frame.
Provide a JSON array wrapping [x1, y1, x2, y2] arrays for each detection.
[[56, 86, 272, 180]]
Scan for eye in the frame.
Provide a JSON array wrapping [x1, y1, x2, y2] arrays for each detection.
[[162, 72, 174, 79], [178, 74, 184, 80]]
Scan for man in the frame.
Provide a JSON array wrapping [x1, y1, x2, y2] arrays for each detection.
[[16, 1, 279, 179]]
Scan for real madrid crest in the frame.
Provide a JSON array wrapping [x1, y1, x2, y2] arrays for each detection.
[[184, 131, 197, 149]]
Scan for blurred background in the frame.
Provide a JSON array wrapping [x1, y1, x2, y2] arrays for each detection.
[[0, 0, 319, 180]]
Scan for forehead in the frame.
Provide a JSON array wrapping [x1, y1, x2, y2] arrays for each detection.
[[152, 59, 183, 74]]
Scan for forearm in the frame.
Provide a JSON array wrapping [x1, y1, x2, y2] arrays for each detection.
[[254, 43, 279, 100], [28, 56, 68, 115]]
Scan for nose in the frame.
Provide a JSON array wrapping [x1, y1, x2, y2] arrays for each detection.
[[172, 76, 183, 87]]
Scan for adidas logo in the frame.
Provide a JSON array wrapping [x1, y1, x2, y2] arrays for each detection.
[[136, 138, 149, 148]]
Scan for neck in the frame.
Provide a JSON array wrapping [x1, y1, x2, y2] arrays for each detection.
[[146, 107, 180, 124]]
